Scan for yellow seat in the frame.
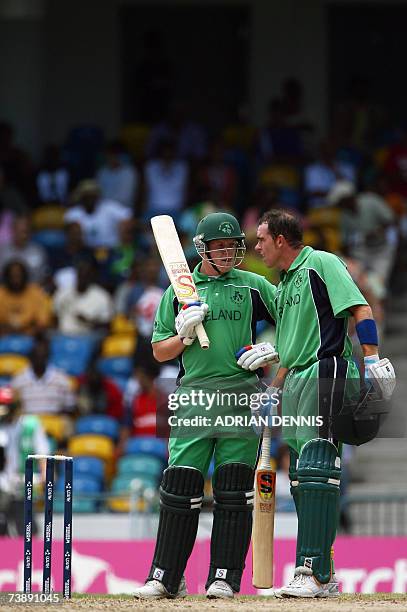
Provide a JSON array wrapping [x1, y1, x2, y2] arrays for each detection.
[[39, 414, 74, 443], [260, 165, 300, 189], [31, 205, 66, 230], [306, 207, 341, 252], [0, 354, 29, 377], [110, 315, 136, 335], [102, 334, 136, 358], [120, 123, 151, 161], [222, 125, 256, 151], [68, 434, 115, 464]]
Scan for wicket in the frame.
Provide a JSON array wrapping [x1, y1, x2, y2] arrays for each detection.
[[24, 455, 73, 599]]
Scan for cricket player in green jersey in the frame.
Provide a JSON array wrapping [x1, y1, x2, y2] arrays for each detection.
[[238, 209, 396, 598], [134, 212, 279, 600]]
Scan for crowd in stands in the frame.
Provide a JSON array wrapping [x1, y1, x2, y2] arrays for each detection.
[[0, 75, 406, 526]]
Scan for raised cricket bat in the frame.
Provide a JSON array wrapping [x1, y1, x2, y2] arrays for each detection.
[[252, 426, 276, 588], [151, 215, 210, 349]]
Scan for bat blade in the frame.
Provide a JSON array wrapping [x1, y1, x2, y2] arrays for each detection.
[[252, 427, 276, 588], [151, 215, 210, 349]]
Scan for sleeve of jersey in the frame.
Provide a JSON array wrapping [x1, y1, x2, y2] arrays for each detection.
[[256, 277, 278, 323], [317, 252, 368, 317], [151, 287, 177, 343]]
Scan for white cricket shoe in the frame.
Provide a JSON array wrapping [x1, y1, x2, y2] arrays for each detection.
[[206, 579, 234, 599], [133, 575, 187, 599], [278, 567, 338, 598], [274, 572, 339, 598]]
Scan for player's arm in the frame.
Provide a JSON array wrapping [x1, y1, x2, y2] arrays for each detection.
[[152, 336, 186, 362], [350, 304, 396, 400]]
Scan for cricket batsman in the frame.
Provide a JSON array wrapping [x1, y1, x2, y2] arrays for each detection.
[[133, 212, 279, 599], [237, 209, 396, 597]]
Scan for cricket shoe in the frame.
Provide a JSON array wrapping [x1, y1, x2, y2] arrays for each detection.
[[133, 575, 187, 599], [274, 572, 339, 598], [278, 567, 339, 598], [206, 580, 234, 599]]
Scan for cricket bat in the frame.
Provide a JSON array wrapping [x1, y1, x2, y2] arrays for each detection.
[[151, 215, 210, 349], [252, 426, 276, 588]]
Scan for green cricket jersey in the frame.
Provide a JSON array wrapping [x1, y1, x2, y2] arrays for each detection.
[[275, 246, 367, 369], [152, 264, 277, 387]]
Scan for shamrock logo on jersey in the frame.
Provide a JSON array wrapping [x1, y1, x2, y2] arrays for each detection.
[[218, 222, 234, 235], [231, 289, 245, 304], [294, 271, 303, 288]]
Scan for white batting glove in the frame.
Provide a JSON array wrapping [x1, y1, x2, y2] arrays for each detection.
[[236, 342, 279, 371], [364, 355, 396, 401], [175, 301, 209, 346]]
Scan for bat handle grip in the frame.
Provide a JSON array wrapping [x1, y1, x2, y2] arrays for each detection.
[[260, 426, 271, 469], [196, 323, 210, 349]]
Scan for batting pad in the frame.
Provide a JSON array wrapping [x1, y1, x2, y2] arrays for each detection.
[[148, 466, 204, 594], [296, 439, 341, 584], [206, 462, 254, 592]]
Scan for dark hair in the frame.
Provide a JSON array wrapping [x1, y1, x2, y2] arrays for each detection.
[[2, 259, 29, 287], [259, 209, 303, 248]]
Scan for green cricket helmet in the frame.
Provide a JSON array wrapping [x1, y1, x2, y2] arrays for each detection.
[[193, 212, 246, 269]]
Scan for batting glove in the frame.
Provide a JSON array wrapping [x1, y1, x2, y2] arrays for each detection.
[[175, 301, 209, 346], [364, 355, 396, 401], [236, 342, 279, 371], [250, 386, 281, 435]]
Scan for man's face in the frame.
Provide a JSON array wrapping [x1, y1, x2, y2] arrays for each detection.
[[205, 238, 237, 273], [255, 223, 281, 269]]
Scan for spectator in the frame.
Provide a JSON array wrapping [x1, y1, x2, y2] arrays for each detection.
[[118, 359, 165, 454], [53, 256, 113, 335], [65, 179, 132, 249], [98, 218, 140, 291], [0, 260, 52, 336], [51, 222, 93, 291], [118, 256, 163, 339], [384, 126, 407, 198], [11, 336, 75, 415], [0, 165, 27, 217], [304, 139, 356, 208], [197, 139, 237, 208], [0, 386, 49, 535], [0, 121, 35, 205], [36, 144, 70, 205], [327, 180, 396, 289], [96, 140, 138, 208], [143, 139, 189, 218], [257, 98, 304, 164], [145, 101, 207, 161], [77, 361, 123, 421], [0, 214, 48, 284]]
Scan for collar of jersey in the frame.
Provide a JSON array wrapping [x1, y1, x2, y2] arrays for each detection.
[[280, 246, 314, 280], [193, 262, 238, 281]]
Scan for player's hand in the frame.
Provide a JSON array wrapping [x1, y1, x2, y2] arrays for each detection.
[[364, 355, 396, 401], [251, 386, 281, 435], [236, 342, 279, 371], [175, 301, 209, 346]]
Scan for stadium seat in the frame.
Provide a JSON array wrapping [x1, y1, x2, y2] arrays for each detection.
[[39, 414, 74, 443], [73, 456, 105, 484], [117, 454, 164, 480], [260, 165, 300, 189], [68, 434, 115, 464], [50, 334, 96, 376], [32, 229, 66, 250], [0, 354, 29, 377], [101, 334, 136, 358], [55, 475, 101, 513], [0, 335, 34, 356], [75, 415, 120, 441], [124, 436, 168, 462], [107, 473, 157, 513], [97, 356, 133, 379], [110, 315, 136, 335], [120, 123, 151, 161], [31, 204, 65, 230]]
